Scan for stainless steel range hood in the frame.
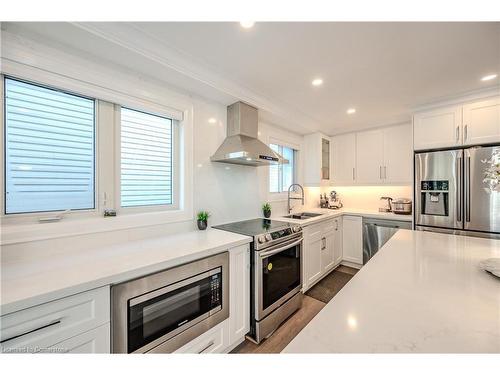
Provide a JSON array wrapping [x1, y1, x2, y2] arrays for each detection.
[[211, 102, 288, 166]]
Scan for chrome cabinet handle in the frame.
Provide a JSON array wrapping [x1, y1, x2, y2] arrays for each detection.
[[379, 166, 382, 179], [464, 124, 468, 142], [335, 220, 339, 231], [198, 340, 215, 353], [0, 319, 61, 344], [384, 166, 387, 179], [456, 126, 459, 142], [352, 167, 355, 181]]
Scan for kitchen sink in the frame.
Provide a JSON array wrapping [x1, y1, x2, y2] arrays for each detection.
[[283, 212, 324, 220]]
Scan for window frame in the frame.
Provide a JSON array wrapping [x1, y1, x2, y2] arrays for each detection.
[[268, 140, 299, 200], [114, 105, 181, 214], [1, 75, 100, 221]]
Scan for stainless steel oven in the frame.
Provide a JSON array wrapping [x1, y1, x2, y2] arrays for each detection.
[[213, 218, 303, 343], [253, 233, 302, 342], [112, 252, 229, 353]]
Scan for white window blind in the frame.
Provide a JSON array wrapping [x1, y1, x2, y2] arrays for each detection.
[[269, 143, 296, 193], [121, 107, 173, 207], [4, 78, 95, 214]]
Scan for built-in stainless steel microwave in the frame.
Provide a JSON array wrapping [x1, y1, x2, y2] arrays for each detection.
[[111, 252, 229, 353]]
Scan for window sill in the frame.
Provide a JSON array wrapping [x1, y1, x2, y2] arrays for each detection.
[[0, 209, 193, 245]]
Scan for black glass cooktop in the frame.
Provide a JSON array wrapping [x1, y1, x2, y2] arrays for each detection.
[[213, 218, 291, 236]]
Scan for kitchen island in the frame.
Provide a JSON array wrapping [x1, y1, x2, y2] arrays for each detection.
[[283, 229, 500, 353]]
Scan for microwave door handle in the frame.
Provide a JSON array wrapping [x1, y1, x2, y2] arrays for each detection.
[[259, 237, 303, 258]]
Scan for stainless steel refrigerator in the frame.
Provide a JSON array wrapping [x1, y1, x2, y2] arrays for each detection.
[[415, 145, 500, 239]]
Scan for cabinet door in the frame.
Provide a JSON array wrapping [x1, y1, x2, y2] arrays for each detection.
[[51, 324, 110, 353], [342, 216, 363, 265], [321, 137, 331, 180], [229, 245, 250, 345], [463, 97, 500, 146], [383, 123, 413, 183], [321, 231, 335, 273], [356, 129, 384, 183], [332, 133, 356, 184], [413, 105, 462, 150], [333, 217, 343, 265], [302, 224, 323, 291]]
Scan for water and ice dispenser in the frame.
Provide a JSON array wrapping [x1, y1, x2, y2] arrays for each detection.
[[420, 180, 449, 216]]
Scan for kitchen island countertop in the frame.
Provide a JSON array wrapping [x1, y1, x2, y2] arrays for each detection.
[[283, 229, 500, 353]]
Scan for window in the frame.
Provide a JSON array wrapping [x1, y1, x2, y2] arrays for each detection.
[[269, 144, 296, 193], [120, 107, 174, 208], [4, 78, 95, 214]]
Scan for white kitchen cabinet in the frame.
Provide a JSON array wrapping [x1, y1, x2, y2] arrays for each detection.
[[383, 123, 413, 183], [303, 223, 324, 290], [0, 286, 110, 353], [342, 215, 363, 265], [337, 123, 412, 185], [303, 217, 344, 292], [229, 244, 250, 345], [304, 132, 332, 185], [463, 97, 500, 145], [51, 324, 110, 354], [356, 129, 385, 183], [413, 105, 462, 150], [332, 133, 356, 184], [321, 222, 336, 273], [333, 217, 343, 265], [174, 320, 229, 354]]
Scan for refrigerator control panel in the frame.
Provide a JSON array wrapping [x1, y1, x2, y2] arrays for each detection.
[[421, 180, 449, 191]]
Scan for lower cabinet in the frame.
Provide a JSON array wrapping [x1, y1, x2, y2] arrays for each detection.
[[174, 320, 229, 354], [303, 217, 343, 292], [0, 286, 110, 354], [342, 215, 363, 265], [52, 324, 110, 354]]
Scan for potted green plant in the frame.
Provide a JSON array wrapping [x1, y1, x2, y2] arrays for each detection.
[[262, 203, 272, 218], [197, 211, 210, 230]]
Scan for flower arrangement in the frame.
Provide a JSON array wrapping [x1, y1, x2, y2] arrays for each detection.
[[482, 149, 500, 193]]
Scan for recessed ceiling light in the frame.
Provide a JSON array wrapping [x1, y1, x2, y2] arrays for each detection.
[[312, 78, 323, 87], [208, 118, 217, 124], [347, 108, 356, 115], [240, 21, 255, 29], [481, 74, 498, 81]]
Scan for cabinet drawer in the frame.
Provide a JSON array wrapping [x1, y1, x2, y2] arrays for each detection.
[[50, 323, 110, 354], [174, 320, 228, 354], [0, 287, 110, 352]]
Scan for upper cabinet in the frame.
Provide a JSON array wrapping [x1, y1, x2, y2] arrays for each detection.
[[413, 96, 500, 150], [304, 133, 332, 186], [355, 129, 384, 183], [331, 123, 412, 185], [413, 105, 462, 150], [462, 97, 500, 146], [383, 124, 413, 183], [331, 133, 356, 184]]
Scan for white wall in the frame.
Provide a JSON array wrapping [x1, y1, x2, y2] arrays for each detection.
[[304, 185, 412, 211]]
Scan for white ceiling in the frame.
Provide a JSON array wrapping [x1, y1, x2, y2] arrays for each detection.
[[3, 22, 500, 135]]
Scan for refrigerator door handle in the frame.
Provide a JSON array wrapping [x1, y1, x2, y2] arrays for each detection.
[[456, 156, 462, 223], [466, 155, 471, 222]]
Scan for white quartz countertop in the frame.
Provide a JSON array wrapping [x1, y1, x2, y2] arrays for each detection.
[[274, 207, 413, 226], [283, 229, 500, 353], [0, 229, 251, 315]]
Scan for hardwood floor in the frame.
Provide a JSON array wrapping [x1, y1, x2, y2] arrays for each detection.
[[231, 265, 358, 354], [231, 295, 325, 354]]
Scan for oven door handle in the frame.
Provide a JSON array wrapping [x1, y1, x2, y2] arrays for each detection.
[[259, 237, 303, 259]]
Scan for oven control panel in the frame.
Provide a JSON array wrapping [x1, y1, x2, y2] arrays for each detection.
[[256, 226, 302, 247]]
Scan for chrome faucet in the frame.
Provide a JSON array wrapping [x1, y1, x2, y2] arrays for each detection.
[[287, 184, 305, 214]]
